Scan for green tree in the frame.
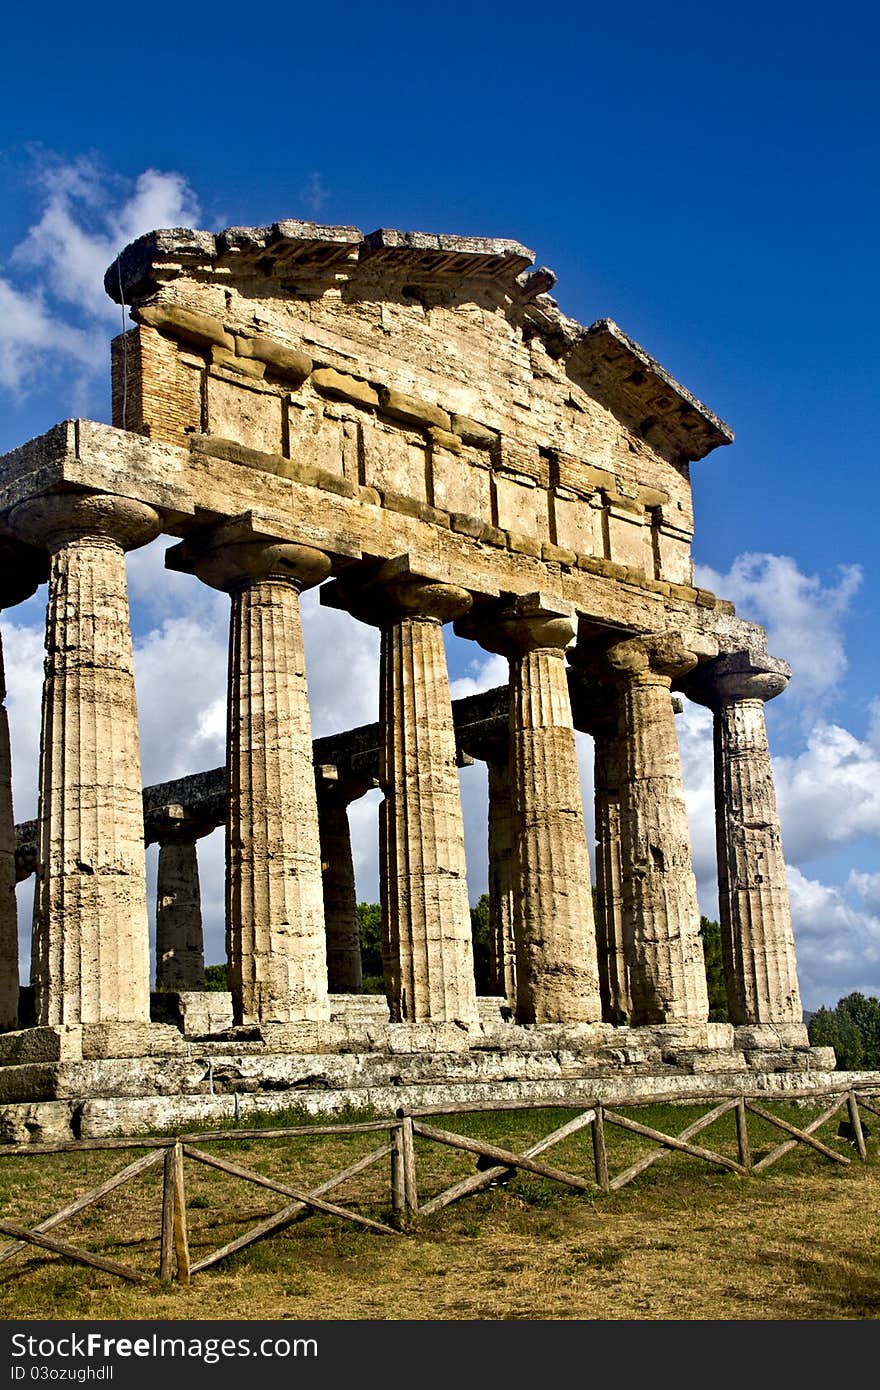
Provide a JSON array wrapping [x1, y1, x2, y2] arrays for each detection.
[[470, 893, 492, 994], [809, 992, 880, 1070], [699, 915, 728, 1022], [356, 900, 384, 992], [204, 962, 228, 992]]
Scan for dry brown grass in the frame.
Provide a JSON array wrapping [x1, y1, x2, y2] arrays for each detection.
[[1, 1101, 878, 1321]]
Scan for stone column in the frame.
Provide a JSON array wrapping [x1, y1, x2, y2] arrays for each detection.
[[568, 668, 631, 1025], [596, 634, 709, 1025], [485, 738, 517, 1007], [686, 652, 805, 1035], [0, 538, 47, 1032], [194, 538, 332, 1025], [316, 767, 363, 994], [380, 579, 478, 1023], [461, 596, 602, 1024], [154, 809, 207, 993], [325, 573, 478, 1023], [8, 492, 160, 1026], [592, 718, 630, 1024]]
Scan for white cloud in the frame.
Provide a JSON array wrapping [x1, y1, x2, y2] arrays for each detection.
[[694, 552, 862, 706], [301, 589, 380, 738], [786, 866, 880, 1009], [3, 617, 45, 823], [449, 649, 508, 699], [772, 721, 880, 863], [0, 278, 103, 394], [300, 172, 329, 217], [848, 869, 880, 915], [0, 155, 201, 399]]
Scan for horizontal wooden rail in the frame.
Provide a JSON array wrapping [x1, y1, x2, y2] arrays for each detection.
[[745, 1101, 851, 1167], [601, 1109, 747, 1176], [183, 1144, 403, 1237], [419, 1109, 596, 1216], [411, 1119, 593, 1192], [190, 1141, 393, 1273], [609, 1098, 738, 1190]]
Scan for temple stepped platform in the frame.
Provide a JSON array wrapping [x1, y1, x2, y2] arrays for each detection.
[[0, 997, 838, 1145]]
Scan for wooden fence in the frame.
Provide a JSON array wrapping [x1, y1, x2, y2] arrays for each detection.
[[0, 1082, 877, 1285]]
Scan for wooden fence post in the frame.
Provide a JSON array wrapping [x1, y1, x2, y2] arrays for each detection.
[[172, 1139, 191, 1285], [847, 1092, 868, 1160], [160, 1146, 176, 1281], [735, 1097, 752, 1172], [398, 1111, 418, 1225], [592, 1106, 609, 1191], [390, 1124, 405, 1227]]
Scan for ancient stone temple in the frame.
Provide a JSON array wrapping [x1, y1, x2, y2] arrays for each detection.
[[0, 218, 836, 1141]]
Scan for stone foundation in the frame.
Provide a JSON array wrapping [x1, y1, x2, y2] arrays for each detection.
[[0, 997, 841, 1144]]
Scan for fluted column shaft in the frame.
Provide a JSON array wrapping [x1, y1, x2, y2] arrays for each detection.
[[605, 635, 709, 1024], [462, 597, 602, 1024], [218, 545, 330, 1024], [155, 835, 206, 992], [688, 654, 803, 1027], [0, 633, 18, 1031], [486, 748, 517, 1006], [508, 629, 601, 1023], [9, 493, 159, 1026], [317, 785, 363, 993], [379, 581, 478, 1023], [593, 720, 630, 1023]]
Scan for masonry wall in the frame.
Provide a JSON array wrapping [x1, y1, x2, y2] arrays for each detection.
[[110, 268, 699, 592]]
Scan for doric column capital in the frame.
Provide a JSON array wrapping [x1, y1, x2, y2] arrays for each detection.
[[456, 592, 576, 658], [586, 632, 706, 689], [327, 572, 472, 629], [152, 803, 215, 847], [8, 491, 160, 553], [684, 650, 791, 709], [315, 763, 378, 808], [194, 539, 331, 595]]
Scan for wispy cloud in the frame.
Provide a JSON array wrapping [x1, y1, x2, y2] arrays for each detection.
[[300, 171, 329, 216], [694, 552, 862, 709], [0, 154, 201, 399]]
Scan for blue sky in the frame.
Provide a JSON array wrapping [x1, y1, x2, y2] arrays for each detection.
[[0, 1, 878, 1010]]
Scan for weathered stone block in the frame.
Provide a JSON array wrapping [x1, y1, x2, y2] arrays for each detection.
[[0, 1026, 82, 1065], [361, 419, 427, 502], [450, 513, 484, 538], [81, 1024, 187, 1059], [210, 347, 266, 379], [542, 541, 577, 566], [205, 375, 284, 455], [138, 303, 234, 352], [379, 387, 451, 432], [495, 474, 550, 541], [237, 335, 313, 381], [312, 368, 379, 409], [451, 414, 498, 448], [430, 443, 490, 518], [670, 582, 699, 603], [428, 426, 462, 454], [480, 523, 506, 547], [505, 529, 543, 558]]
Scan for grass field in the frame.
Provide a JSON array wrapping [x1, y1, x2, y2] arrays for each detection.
[[1, 1100, 878, 1321]]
